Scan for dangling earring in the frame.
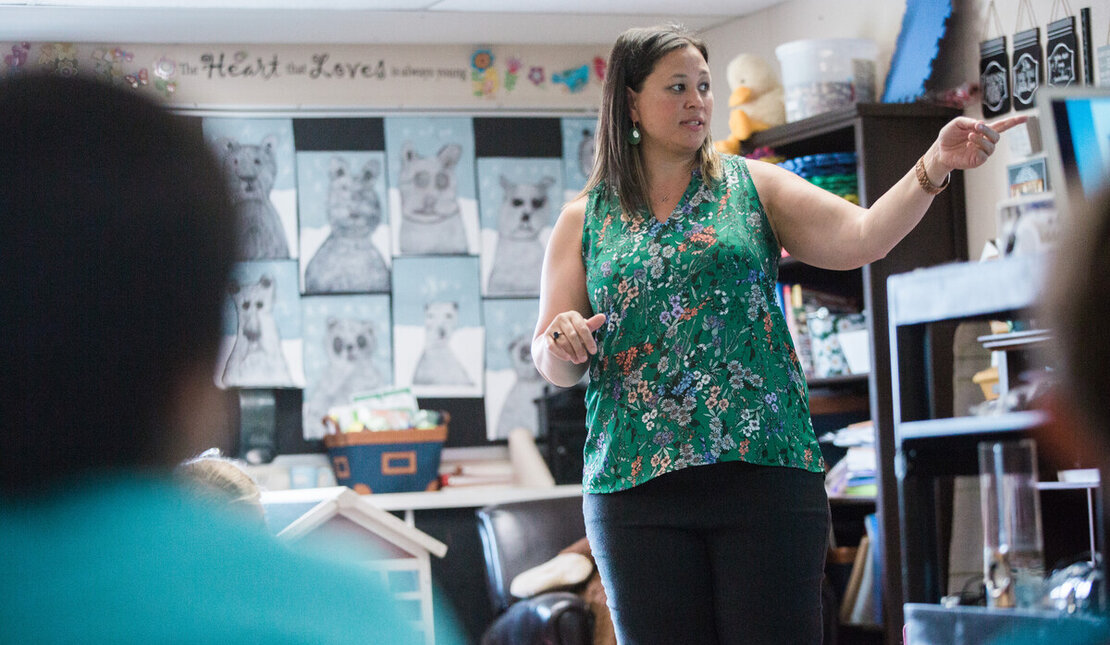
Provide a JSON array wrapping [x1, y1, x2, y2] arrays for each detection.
[[627, 122, 642, 146]]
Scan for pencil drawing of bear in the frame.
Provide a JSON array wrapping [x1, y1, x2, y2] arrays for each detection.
[[216, 135, 290, 260], [487, 175, 554, 296], [304, 157, 390, 293], [304, 317, 384, 436], [221, 274, 293, 387], [412, 301, 472, 386], [496, 334, 545, 437], [398, 142, 468, 255]]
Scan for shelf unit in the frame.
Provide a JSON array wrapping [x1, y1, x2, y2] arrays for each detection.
[[903, 604, 1105, 644], [887, 254, 1106, 638], [745, 102, 966, 644]]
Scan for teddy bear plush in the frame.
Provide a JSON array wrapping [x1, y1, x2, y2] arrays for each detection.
[[714, 53, 785, 155]]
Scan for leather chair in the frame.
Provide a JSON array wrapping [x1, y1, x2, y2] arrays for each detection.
[[476, 495, 594, 645]]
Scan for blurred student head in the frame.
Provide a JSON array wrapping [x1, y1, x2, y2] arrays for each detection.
[[1041, 189, 1110, 463], [0, 73, 237, 495], [175, 449, 267, 529]]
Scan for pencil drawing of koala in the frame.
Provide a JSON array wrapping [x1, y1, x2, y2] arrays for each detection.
[[496, 334, 545, 438], [304, 157, 390, 294], [216, 135, 290, 260], [221, 274, 293, 387], [398, 142, 468, 255], [412, 301, 472, 386], [304, 317, 384, 437], [487, 175, 554, 296]]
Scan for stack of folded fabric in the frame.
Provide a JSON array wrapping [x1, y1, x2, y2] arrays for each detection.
[[743, 145, 785, 165], [777, 152, 859, 204]]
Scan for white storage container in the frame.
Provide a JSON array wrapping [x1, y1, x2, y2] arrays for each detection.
[[775, 38, 879, 122]]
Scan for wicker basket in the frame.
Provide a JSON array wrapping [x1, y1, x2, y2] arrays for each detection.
[[322, 414, 448, 494]]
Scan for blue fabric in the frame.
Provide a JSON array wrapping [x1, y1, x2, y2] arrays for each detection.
[[0, 475, 445, 644]]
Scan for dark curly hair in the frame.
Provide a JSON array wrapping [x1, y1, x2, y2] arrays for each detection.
[[0, 74, 237, 494]]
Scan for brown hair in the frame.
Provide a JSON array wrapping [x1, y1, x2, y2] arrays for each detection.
[[580, 24, 722, 217]]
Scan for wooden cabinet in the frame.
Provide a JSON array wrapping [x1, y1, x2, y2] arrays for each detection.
[[744, 102, 967, 644]]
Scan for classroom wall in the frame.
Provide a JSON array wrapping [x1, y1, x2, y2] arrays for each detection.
[[15, 2, 1100, 301], [700, 0, 907, 147], [6, 0, 1106, 453], [957, 0, 1110, 259], [6, 42, 605, 110], [703, 0, 1110, 260], [2, 40, 607, 454]]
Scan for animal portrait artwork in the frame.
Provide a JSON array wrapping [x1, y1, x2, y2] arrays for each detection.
[[412, 301, 473, 386], [495, 334, 545, 438], [561, 118, 597, 197], [303, 157, 390, 294], [577, 129, 596, 179], [391, 255, 483, 397], [303, 317, 385, 438], [397, 142, 468, 255], [216, 134, 291, 260], [487, 175, 555, 297], [221, 274, 294, 387]]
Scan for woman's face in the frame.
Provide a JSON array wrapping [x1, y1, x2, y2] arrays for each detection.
[[627, 44, 713, 157]]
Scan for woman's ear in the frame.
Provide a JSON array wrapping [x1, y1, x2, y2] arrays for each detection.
[[626, 87, 640, 124]]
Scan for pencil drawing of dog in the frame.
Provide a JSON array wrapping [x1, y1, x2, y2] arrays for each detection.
[[216, 134, 290, 260], [487, 174, 554, 296], [412, 301, 472, 386], [398, 142, 468, 255], [221, 274, 293, 387]]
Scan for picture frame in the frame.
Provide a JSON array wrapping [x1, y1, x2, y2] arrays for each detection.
[[1007, 155, 1050, 197]]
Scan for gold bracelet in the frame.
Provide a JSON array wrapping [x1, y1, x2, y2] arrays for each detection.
[[915, 155, 950, 195]]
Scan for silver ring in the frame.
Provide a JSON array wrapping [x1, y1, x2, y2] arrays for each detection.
[[552, 331, 562, 340]]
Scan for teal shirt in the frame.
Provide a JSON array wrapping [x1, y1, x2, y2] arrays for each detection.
[[581, 155, 824, 494], [0, 475, 457, 644]]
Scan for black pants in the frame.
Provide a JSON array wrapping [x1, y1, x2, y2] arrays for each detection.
[[583, 460, 829, 645]]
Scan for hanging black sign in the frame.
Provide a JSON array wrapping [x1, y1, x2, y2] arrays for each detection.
[[980, 36, 1011, 117], [1047, 16, 1079, 86], [1011, 27, 1043, 110]]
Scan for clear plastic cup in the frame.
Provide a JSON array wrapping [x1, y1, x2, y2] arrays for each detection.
[[978, 438, 1045, 608]]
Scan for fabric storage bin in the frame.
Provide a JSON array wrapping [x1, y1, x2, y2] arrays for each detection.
[[775, 38, 878, 122], [323, 415, 448, 494]]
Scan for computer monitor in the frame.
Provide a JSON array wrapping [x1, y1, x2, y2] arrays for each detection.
[[1038, 87, 1110, 221]]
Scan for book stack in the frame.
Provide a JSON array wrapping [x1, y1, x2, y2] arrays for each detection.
[[826, 445, 877, 498], [838, 513, 883, 628], [824, 421, 877, 498], [776, 283, 866, 379]]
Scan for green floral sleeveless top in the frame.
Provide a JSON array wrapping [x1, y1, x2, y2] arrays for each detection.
[[581, 155, 825, 494]]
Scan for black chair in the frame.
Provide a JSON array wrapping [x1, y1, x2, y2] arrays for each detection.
[[476, 495, 594, 645]]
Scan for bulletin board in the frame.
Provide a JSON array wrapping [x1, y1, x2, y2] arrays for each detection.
[[178, 109, 598, 452]]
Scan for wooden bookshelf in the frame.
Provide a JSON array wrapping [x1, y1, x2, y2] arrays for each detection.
[[745, 102, 967, 645]]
